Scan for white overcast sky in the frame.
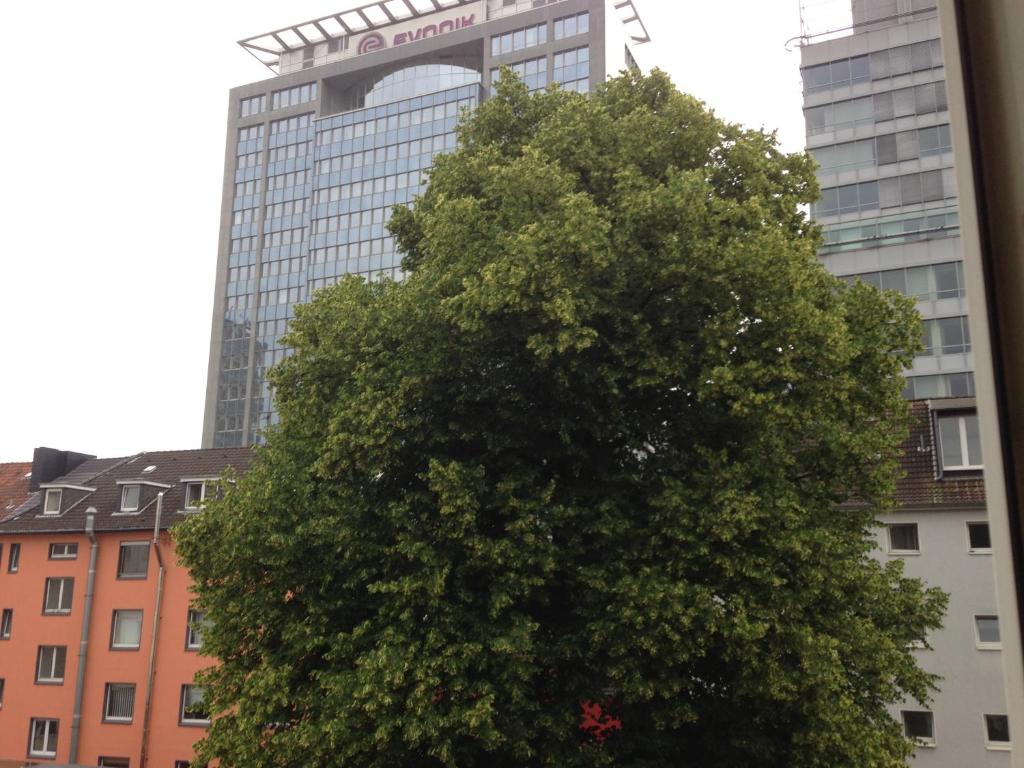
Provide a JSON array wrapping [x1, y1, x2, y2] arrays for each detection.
[[0, 0, 808, 462]]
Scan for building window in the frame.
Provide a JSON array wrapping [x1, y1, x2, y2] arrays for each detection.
[[0, 677, 4, 707], [490, 21, 548, 56], [48, 543, 78, 560], [43, 577, 74, 614], [6, 543, 17, 572], [921, 316, 972, 357], [186, 609, 207, 650], [111, 610, 144, 650], [98, 758, 130, 768], [184, 482, 207, 511], [271, 82, 317, 111], [554, 11, 588, 40], [174, 762, 190, 768], [552, 46, 590, 94], [975, 615, 1001, 649], [967, 522, 992, 553], [180, 684, 211, 725], [936, 412, 982, 471], [887, 523, 919, 554], [117, 542, 150, 579], [43, 488, 62, 515], [36, 645, 67, 684], [104, 683, 136, 723], [29, 718, 59, 758], [239, 94, 266, 118], [120, 485, 141, 513], [802, 54, 871, 92], [0, 609, 11, 639], [985, 715, 1012, 748], [901, 710, 935, 746]]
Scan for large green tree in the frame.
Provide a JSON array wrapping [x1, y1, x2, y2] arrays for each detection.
[[177, 70, 945, 767]]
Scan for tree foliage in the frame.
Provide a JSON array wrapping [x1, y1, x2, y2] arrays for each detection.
[[177, 70, 945, 767]]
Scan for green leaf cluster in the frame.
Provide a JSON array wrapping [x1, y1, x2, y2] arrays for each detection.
[[176, 69, 944, 768]]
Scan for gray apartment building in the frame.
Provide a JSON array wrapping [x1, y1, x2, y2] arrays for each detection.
[[801, 0, 1013, 761], [202, 0, 650, 448]]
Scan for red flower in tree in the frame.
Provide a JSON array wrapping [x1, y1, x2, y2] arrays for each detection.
[[579, 700, 623, 744]]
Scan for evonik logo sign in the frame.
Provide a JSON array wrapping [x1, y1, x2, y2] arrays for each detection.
[[356, 14, 477, 55]]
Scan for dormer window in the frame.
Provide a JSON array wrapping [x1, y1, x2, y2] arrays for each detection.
[[120, 485, 141, 513], [936, 411, 983, 471], [183, 482, 206, 511], [43, 489, 62, 516]]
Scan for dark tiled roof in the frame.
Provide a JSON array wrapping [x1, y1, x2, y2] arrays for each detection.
[[895, 399, 986, 508], [0, 461, 32, 518], [0, 448, 254, 535]]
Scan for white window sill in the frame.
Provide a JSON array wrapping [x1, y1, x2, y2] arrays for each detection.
[[986, 744, 1012, 752], [889, 550, 922, 556], [977, 643, 1003, 651]]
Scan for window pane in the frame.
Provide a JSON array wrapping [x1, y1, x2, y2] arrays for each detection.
[[121, 485, 140, 511], [902, 711, 934, 740], [850, 55, 870, 81], [985, 714, 1011, 743], [921, 169, 944, 201], [968, 522, 992, 551], [938, 415, 964, 467], [874, 92, 894, 121], [932, 262, 959, 298], [964, 413, 982, 466], [905, 266, 931, 298], [113, 611, 143, 648], [119, 544, 150, 578], [889, 523, 919, 552], [880, 269, 907, 294], [105, 684, 135, 721], [876, 134, 897, 164], [976, 616, 1001, 644]]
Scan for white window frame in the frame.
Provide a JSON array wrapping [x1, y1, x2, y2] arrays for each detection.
[[186, 609, 206, 650], [901, 709, 936, 747], [103, 682, 136, 723], [120, 484, 141, 513], [974, 614, 1002, 650], [111, 609, 144, 650], [1, 609, 12, 639], [29, 718, 59, 758], [48, 542, 78, 560], [183, 481, 207, 511], [36, 645, 66, 684], [936, 412, 983, 471], [180, 684, 211, 725], [43, 577, 73, 615], [98, 757, 131, 768], [984, 714, 1012, 750], [887, 522, 921, 555], [8, 542, 19, 573], [966, 521, 992, 554], [43, 489, 62, 515]]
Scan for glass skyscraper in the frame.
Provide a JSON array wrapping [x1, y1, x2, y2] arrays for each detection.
[[204, 0, 650, 447]]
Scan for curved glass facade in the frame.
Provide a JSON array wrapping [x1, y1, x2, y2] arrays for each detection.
[[340, 57, 482, 112]]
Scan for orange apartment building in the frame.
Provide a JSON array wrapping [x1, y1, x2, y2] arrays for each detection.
[[0, 448, 252, 768]]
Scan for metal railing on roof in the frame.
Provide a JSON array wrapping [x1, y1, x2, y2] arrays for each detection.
[[239, 0, 479, 70]]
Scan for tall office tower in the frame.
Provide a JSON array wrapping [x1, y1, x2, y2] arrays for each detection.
[[203, 0, 650, 448], [801, 1, 1013, 762]]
